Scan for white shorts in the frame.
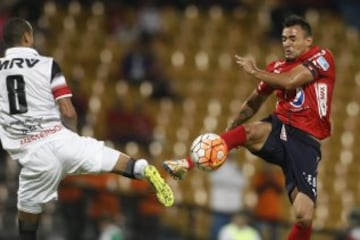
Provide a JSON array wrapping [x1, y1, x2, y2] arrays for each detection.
[[17, 129, 120, 214]]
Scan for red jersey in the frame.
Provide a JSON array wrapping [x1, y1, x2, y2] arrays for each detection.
[[257, 46, 336, 140]]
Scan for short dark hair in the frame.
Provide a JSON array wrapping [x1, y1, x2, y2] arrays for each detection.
[[3, 18, 32, 47], [282, 15, 312, 37]]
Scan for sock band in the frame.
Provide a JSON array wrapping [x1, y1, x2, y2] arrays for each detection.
[[120, 157, 136, 179], [186, 156, 195, 169], [133, 159, 149, 179]]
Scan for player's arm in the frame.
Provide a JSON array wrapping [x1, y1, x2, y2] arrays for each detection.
[[235, 55, 314, 90], [250, 64, 313, 90], [228, 89, 269, 130], [51, 60, 78, 132], [58, 97, 78, 133]]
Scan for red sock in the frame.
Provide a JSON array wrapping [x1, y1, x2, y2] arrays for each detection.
[[220, 125, 247, 150], [185, 156, 195, 169], [185, 126, 247, 170], [288, 224, 312, 240]]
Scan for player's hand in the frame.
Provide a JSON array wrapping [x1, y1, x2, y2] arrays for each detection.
[[235, 55, 258, 75]]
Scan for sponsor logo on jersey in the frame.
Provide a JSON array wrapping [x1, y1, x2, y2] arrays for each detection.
[[289, 88, 305, 107], [20, 124, 63, 145], [0, 58, 39, 70], [316, 56, 329, 71], [315, 83, 328, 118]]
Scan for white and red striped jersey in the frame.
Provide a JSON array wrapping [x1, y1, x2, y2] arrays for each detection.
[[0, 47, 72, 158]]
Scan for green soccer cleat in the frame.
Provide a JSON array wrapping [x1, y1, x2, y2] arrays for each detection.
[[144, 165, 174, 207], [162, 159, 189, 180]]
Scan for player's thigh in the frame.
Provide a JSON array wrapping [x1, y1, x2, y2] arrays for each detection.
[[244, 121, 272, 152], [18, 144, 64, 214], [54, 132, 120, 174], [285, 138, 320, 204]]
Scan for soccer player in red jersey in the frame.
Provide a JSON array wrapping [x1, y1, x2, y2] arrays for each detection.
[[163, 14, 336, 240]]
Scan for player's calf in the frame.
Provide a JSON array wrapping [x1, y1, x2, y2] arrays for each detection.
[[18, 220, 39, 240]]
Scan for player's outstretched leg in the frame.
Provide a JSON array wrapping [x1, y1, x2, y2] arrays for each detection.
[[144, 165, 175, 207], [112, 157, 174, 207]]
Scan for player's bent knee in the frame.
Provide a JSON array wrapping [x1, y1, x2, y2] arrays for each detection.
[[293, 192, 314, 227], [294, 212, 313, 227], [243, 122, 271, 151]]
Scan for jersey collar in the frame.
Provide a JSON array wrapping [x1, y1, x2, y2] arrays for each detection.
[[296, 45, 320, 61], [288, 45, 320, 63], [5, 47, 39, 57]]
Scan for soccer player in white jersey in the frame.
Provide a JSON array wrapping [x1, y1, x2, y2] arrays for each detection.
[[0, 18, 174, 240]]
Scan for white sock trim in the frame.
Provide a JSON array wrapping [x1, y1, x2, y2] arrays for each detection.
[[134, 159, 149, 179]]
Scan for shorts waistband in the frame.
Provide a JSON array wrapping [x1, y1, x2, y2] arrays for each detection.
[[288, 125, 320, 148], [270, 114, 320, 148]]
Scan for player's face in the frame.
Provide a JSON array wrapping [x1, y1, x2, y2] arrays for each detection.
[[282, 25, 312, 61]]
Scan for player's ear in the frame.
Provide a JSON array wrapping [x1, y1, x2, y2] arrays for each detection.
[[306, 36, 313, 47], [23, 31, 33, 47]]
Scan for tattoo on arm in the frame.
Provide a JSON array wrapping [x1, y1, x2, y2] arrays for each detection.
[[228, 105, 253, 130], [229, 90, 268, 130], [247, 92, 267, 113], [237, 106, 254, 123]]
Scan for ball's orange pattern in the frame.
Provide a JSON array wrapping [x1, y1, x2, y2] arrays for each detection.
[[190, 133, 228, 171]]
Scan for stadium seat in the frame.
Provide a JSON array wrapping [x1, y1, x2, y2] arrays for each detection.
[[35, 2, 360, 237]]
